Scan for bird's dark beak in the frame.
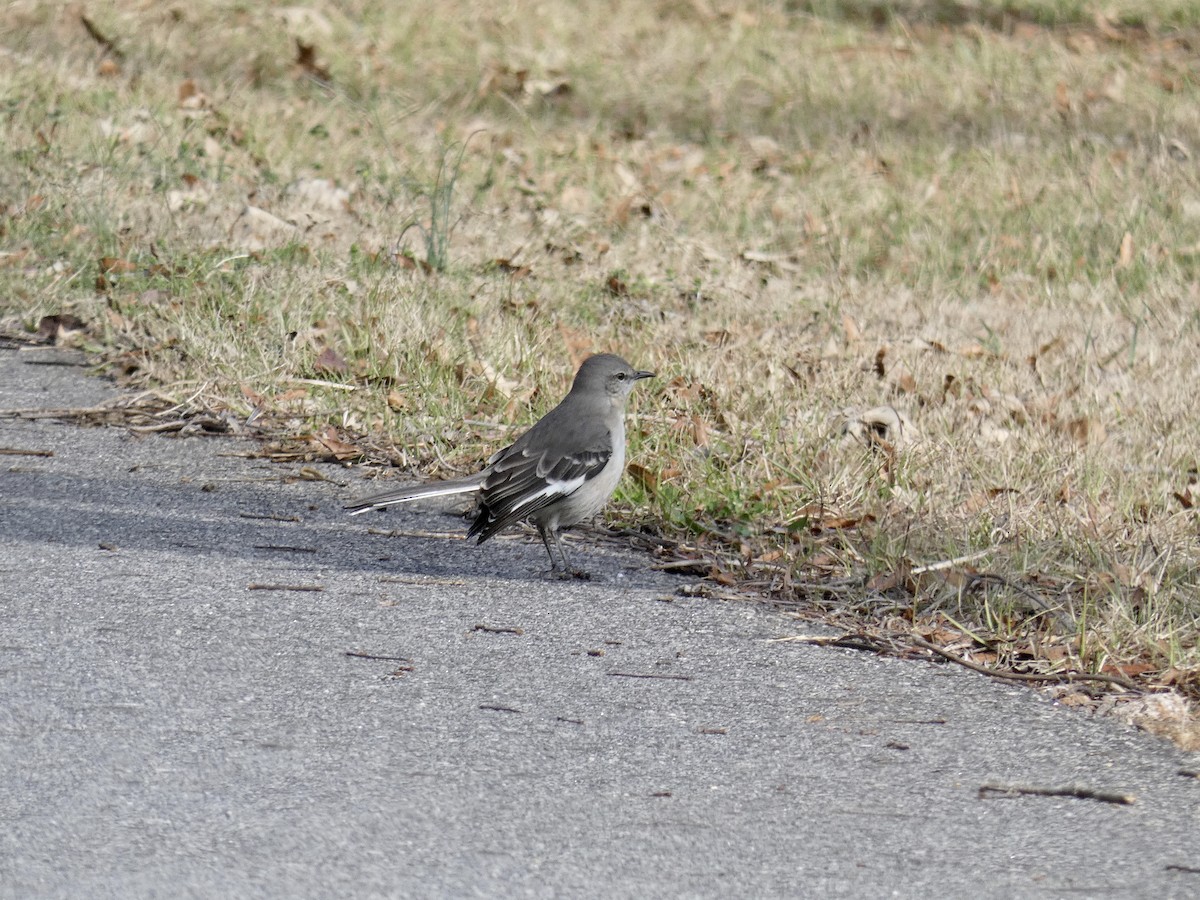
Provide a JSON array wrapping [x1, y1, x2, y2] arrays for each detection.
[[635, 369, 655, 381]]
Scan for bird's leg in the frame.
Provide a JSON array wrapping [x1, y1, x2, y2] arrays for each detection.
[[539, 525, 589, 580], [538, 524, 561, 574]]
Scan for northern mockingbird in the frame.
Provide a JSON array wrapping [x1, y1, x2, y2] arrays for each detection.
[[346, 353, 655, 577]]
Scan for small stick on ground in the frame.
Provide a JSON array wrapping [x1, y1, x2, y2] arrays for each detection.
[[472, 624, 525, 635], [0, 406, 114, 419], [345, 651, 413, 662], [910, 634, 1141, 691], [979, 782, 1136, 805], [773, 633, 894, 653], [367, 528, 465, 540], [247, 583, 324, 592], [0, 447, 54, 457], [607, 672, 693, 681], [379, 575, 468, 586]]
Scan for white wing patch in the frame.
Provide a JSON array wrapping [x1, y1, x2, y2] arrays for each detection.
[[510, 475, 587, 510]]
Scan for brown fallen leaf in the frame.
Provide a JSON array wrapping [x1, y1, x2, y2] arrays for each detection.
[[37, 314, 87, 340], [294, 39, 332, 83], [627, 462, 657, 494], [1117, 231, 1134, 267], [1064, 416, 1106, 445], [1101, 662, 1157, 678], [556, 324, 593, 371], [867, 566, 912, 594], [961, 486, 1020, 515], [489, 258, 531, 278], [838, 405, 918, 452], [814, 514, 874, 531], [308, 426, 360, 461], [842, 315, 862, 343], [1055, 80, 1072, 117], [98, 257, 138, 275], [313, 347, 348, 375]]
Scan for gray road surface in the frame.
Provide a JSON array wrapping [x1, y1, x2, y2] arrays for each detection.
[[2, 345, 1199, 899]]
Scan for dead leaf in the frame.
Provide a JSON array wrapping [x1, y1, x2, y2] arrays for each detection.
[[526, 78, 571, 100], [313, 347, 348, 375], [489, 258, 531, 279], [477, 62, 527, 98], [98, 257, 137, 275], [294, 40, 332, 83], [889, 362, 917, 395], [627, 462, 658, 494], [1101, 662, 1157, 678], [37, 314, 87, 340], [230, 205, 299, 251], [1064, 416, 1106, 445], [842, 315, 862, 343], [867, 565, 912, 594], [703, 330, 731, 346], [961, 487, 1020, 515], [956, 342, 988, 358], [394, 251, 432, 274], [240, 384, 266, 406], [1111, 694, 1200, 751], [1054, 81, 1072, 117], [783, 362, 810, 385], [609, 193, 653, 226], [0, 248, 31, 268], [1118, 231, 1134, 267], [1056, 691, 1096, 708], [709, 568, 737, 586], [605, 274, 629, 297], [740, 249, 801, 272], [816, 514, 874, 531], [557, 324, 592, 370], [308, 426, 359, 461], [838, 406, 919, 452]]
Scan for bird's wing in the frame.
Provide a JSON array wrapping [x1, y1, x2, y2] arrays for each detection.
[[467, 423, 613, 544]]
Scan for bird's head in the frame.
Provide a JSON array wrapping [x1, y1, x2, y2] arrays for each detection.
[[574, 353, 655, 400]]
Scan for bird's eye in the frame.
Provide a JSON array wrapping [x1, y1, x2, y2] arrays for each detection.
[[616, 372, 627, 380]]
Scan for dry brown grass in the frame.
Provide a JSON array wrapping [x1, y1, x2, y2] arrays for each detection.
[[3, 1, 1199, 732]]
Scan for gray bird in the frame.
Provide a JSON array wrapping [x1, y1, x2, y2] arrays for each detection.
[[346, 353, 655, 577]]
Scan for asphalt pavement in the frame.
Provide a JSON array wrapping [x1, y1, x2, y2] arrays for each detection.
[[2, 345, 1199, 899]]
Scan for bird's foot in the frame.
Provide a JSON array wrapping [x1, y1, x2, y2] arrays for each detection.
[[550, 568, 591, 581]]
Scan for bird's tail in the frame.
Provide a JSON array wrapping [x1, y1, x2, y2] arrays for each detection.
[[345, 474, 485, 516]]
